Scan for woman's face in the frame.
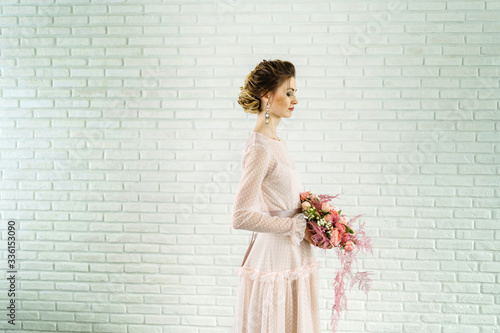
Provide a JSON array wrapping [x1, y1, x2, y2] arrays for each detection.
[[264, 76, 298, 118]]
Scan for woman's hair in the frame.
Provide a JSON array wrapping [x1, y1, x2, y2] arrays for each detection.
[[238, 59, 295, 114]]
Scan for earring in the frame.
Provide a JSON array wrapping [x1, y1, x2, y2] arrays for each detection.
[[265, 102, 270, 125]]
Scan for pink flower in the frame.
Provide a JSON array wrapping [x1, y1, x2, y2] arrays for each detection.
[[335, 222, 345, 233], [300, 191, 310, 201], [341, 233, 350, 244], [321, 202, 332, 213], [330, 210, 338, 217], [344, 240, 354, 252], [301, 201, 311, 211], [324, 214, 332, 223], [332, 229, 341, 246]]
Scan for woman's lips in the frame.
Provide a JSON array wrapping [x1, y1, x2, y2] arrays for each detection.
[[289, 108, 294, 111]]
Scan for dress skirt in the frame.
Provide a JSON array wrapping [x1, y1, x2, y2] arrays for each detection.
[[232, 234, 322, 333]]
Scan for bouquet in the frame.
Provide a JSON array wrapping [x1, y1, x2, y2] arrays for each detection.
[[300, 190, 374, 333]]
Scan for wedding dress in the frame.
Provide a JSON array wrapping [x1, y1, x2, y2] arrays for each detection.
[[231, 131, 321, 333]]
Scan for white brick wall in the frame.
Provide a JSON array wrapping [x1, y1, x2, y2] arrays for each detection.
[[0, 0, 499, 332]]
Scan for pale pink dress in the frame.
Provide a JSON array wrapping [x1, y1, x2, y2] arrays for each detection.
[[232, 131, 321, 333]]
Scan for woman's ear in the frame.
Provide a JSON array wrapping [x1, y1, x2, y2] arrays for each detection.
[[262, 93, 272, 106], [260, 93, 269, 108]]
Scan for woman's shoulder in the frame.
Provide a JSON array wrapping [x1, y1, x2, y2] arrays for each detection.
[[239, 133, 273, 166], [242, 136, 269, 156], [242, 132, 270, 150]]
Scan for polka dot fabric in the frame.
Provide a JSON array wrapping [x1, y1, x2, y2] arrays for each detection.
[[232, 132, 321, 333]]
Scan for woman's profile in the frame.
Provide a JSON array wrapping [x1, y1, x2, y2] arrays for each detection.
[[232, 59, 332, 332]]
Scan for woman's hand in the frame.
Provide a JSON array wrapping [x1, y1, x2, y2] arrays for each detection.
[[317, 238, 334, 249], [303, 225, 315, 245], [304, 225, 334, 249]]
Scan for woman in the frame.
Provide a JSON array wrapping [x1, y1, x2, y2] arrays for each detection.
[[232, 59, 332, 333]]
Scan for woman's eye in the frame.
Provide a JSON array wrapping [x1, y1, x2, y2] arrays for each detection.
[[287, 93, 292, 97]]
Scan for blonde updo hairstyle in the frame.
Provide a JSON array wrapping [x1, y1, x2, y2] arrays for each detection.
[[238, 59, 296, 114]]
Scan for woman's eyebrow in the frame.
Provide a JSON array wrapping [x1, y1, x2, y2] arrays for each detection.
[[287, 88, 297, 92]]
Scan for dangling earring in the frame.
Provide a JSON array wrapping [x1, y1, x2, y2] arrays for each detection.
[[265, 102, 270, 125]]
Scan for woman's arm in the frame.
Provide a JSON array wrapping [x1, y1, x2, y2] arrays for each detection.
[[231, 143, 307, 245]]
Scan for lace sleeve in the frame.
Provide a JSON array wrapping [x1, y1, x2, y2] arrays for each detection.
[[231, 144, 306, 243], [287, 213, 308, 245]]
